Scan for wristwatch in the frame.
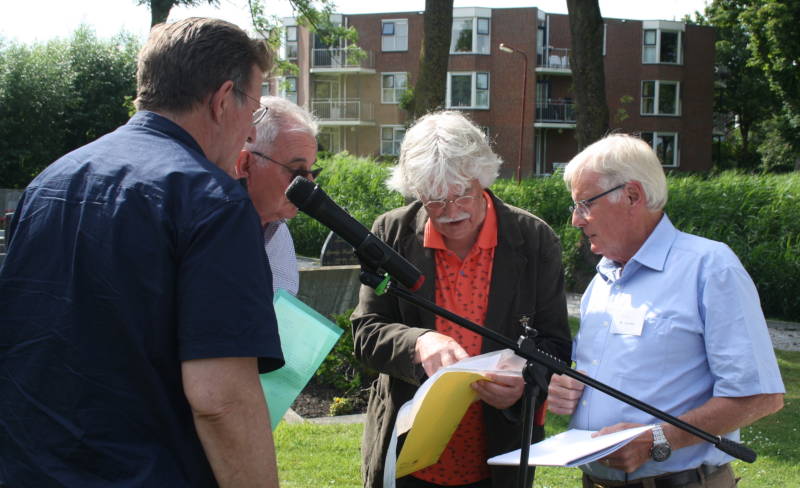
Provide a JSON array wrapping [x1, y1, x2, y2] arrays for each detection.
[[650, 424, 672, 462]]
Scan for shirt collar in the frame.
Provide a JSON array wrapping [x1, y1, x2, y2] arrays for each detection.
[[423, 190, 497, 251], [127, 111, 205, 158], [597, 213, 676, 280]]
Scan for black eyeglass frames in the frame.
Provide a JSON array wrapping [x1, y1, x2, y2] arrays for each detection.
[[250, 151, 322, 180], [568, 183, 626, 218]]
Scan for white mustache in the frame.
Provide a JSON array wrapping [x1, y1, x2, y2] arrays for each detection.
[[435, 212, 470, 224]]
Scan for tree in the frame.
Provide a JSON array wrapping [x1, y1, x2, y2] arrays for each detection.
[[566, 0, 609, 150], [694, 1, 777, 169], [0, 28, 139, 188], [137, 0, 220, 28], [409, 0, 453, 118]]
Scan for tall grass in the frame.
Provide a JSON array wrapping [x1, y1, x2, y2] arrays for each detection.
[[290, 155, 800, 320]]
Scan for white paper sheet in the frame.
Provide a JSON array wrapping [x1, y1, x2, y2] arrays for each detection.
[[488, 425, 654, 467]]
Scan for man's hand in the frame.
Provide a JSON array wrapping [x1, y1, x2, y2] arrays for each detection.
[[546, 373, 585, 415], [472, 373, 525, 409], [414, 331, 469, 377], [594, 423, 653, 473]]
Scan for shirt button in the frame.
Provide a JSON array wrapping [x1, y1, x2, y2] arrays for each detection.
[[603, 321, 609, 327], [582, 400, 587, 406], [592, 360, 598, 365]]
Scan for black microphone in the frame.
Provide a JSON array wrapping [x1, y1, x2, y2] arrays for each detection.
[[285, 176, 425, 292]]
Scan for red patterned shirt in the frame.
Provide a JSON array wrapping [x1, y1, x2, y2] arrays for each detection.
[[413, 191, 497, 486]]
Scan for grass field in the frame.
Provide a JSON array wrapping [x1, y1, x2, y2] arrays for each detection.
[[275, 348, 799, 488]]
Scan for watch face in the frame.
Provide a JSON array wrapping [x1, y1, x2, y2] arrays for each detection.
[[651, 444, 671, 462]]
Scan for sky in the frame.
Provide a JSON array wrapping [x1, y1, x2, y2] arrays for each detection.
[[2, 0, 710, 45]]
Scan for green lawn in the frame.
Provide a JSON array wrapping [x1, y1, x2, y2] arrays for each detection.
[[275, 348, 799, 488]]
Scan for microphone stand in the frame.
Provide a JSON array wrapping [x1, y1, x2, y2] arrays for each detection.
[[358, 269, 757, 488]]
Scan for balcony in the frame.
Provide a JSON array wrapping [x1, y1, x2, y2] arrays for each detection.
[[536, 47, 571, 75], [310, 48, 376, 74], [311, 99, 375, 126], [535, 99, 576, 128]]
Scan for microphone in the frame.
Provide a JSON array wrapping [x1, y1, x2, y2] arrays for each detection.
[[285, 176, 425, 292]]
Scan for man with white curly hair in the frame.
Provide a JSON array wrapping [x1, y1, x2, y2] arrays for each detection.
[[351, 111, 572, 488]]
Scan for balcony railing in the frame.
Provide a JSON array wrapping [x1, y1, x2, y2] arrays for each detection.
[[536, 100, 576, 123], [311, 99, 374, 123], [311, 48, 375, 70], [537, 47, 571, 70]]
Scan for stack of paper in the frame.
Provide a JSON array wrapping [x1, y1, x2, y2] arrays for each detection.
[[487, 425, 654, 467]]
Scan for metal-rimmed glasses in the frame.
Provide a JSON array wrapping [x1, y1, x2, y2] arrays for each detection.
[[250, 150, 322, 180], [568, 183, 625, 218], [422, 194, 476, 211], [233, 87, 268, 126]]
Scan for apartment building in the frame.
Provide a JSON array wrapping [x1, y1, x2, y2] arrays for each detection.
[[273, 7, 715, 177]]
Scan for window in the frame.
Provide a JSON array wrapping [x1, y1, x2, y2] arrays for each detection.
[[642, 132, 679, 167], [642, 28, 682, 64], [285, 26, 298, 61], [451, 17, 490, 54], [381, 126, 406, 156], [447, 72, 489, 109], [381, 73, 408, 104], [261, 81, 271, 97], [281, 76, 297, 104], [641, 81, 680, 116], [382, 19, 408, 52]]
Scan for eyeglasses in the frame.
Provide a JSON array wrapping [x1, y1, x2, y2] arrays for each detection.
[[250, 150, 322, 180], [423, 195, 476, 211], [568, 183, 625, 218], [233, 87, 268, 126]]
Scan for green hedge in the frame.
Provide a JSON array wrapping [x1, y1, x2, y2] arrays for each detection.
[[291, 155, 800, 321]]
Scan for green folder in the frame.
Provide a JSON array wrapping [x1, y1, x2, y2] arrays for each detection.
[[260, 289, 344, 430]]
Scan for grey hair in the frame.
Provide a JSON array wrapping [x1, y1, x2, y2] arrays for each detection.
[[563, 133, 668, 211], [386, 111, 502, 200], [245, 96, 319, 153]]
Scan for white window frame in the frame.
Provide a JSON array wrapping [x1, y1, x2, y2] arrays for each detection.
[[641, 132, 679, 167], [446, 72, 490, 109], [641, 80, 680, 116], [380, 125, 406, 156], [450, 17, 491, 54], [381, 19, 408, 52], [381, 72, 408, 104], [281, 76, 298, 104], [284, 26, 298, 61], [642, 21, 684, 64]]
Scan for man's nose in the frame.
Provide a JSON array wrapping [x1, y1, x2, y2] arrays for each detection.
[[571, 209, 586, 228]]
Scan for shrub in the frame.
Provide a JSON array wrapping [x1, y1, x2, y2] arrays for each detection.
[[315, 308, 375, 394], [291, 154, 800, 321]]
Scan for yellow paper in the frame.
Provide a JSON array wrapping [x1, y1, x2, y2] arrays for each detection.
[[392, 348, 525, 478], [395, 371, 487, 477]]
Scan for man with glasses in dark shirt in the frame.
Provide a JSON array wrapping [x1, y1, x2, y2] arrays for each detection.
[[231, 96, 320, 295], [0, 18, 284, 487]]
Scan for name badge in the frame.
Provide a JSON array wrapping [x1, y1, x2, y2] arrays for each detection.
[[610, 306, 646, 336]]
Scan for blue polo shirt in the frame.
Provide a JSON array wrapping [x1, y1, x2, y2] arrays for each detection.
[[0, 111, 284, 487], [572, 214, 784, 481]]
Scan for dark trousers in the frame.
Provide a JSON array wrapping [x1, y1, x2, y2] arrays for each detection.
[[397, 475, 492, 488]]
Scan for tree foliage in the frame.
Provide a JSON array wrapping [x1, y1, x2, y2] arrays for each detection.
[[0, 27, 139, 188], [698, 0, 800, 172], [566, 0, 609, 150]]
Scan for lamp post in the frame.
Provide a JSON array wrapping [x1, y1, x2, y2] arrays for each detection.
[[499, 42, 528, 183]]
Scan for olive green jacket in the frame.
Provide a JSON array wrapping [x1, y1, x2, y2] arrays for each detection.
[[351, 191, 572, 488]]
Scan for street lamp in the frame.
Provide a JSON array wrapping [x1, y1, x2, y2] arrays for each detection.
[[499, 42, 528, 183]]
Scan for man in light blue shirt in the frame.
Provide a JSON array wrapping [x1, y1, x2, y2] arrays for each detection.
[[547, 134, 784, 488]]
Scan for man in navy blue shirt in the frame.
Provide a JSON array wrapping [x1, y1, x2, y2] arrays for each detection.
[[0, 18, 284, 487]]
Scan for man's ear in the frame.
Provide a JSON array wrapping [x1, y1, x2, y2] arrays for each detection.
[[625, 181, 646, 207], [208, 80, 236, 123], [234, 150, 250, 179]]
